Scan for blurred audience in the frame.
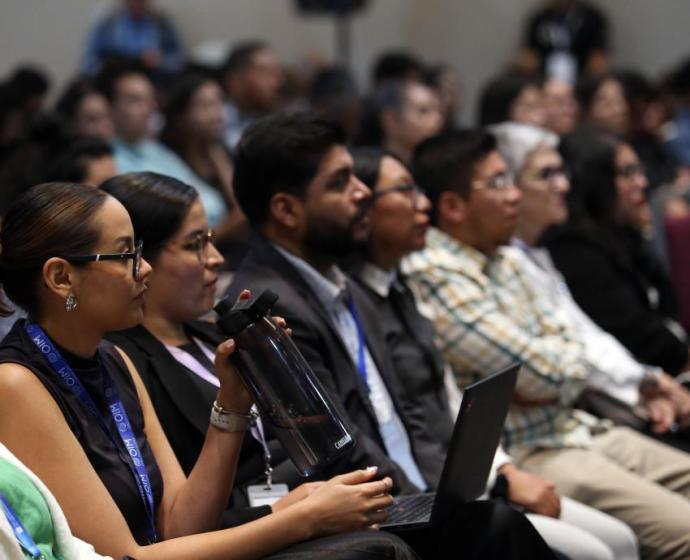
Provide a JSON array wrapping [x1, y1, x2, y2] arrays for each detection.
[[478, 72, 546, 128], [547, 129, 690, 375], [575, 72, 628, 136], [371, 50, 425, 89], [518, 0, 609, 82], [82, 0, 185, 76], [542, 78, 579, 136], [48, 137, 117, 186], [98, 64, 227, 226], [360, 81, 442, 164], [161, 73, 248, 254], [221, 41, 284, 150], [309, 66, 362, 144], [55, 78, 115, 141]]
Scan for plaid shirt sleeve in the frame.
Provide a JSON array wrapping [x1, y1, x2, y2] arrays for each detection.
[[408, 254, 589, 405]]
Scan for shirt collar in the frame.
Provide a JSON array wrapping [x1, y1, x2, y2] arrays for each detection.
[[273, 244, 348, 309], [356, 262, 397, 298]]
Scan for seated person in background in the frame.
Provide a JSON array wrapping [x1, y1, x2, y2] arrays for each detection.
[[1, 442, 113, 560], [221, 41, 284, 150], [350, 148, 639, 560], [491, 122, 690, 448], [0, 181, 418, 560], [478, 72, 546, 129], [575, 73, 628, 137], [542, 78, 579, 137], [226, 112, 558, 559], [404, 128, 690, 560], [309, 66, 363, 145], [160, 74, 249, 261], [48, 137, 117, 187], [82, 0, 185, 76], [97, 64, 227, 227], [55, 78, 115, 141], [103, 172, 304, 521], [547, 128, 690, 374], [518, 0, 609, 81], [358, 81, 443, 165]]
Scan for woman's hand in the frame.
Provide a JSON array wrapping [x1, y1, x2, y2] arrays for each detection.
[[295, 467, 394, 538], [271, 481, 325, 513], [214, 333, 253, 414]]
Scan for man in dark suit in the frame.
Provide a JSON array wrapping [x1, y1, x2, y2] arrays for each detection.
[[225, 112, 557, 559]]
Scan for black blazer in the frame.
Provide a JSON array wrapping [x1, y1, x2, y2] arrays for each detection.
[[107, 321, 303, 527], [226, 236, 446, 495], [546, 223, 689, 374]]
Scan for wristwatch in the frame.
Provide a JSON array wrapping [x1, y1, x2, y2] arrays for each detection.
[[209, 400, 256, 432]]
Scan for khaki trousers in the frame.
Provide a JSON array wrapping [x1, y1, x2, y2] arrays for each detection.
[[518, 427, 690, 560]]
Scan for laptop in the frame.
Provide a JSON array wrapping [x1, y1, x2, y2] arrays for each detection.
[[381, 362, 520, 530]]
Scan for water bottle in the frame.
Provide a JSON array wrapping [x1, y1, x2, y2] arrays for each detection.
[[214, 289, 356, 476]]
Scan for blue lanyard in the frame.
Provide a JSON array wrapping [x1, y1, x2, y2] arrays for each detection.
[[24, 322, 158, 544], [345, 295, 368, 387], [0, 493, 46, 559]]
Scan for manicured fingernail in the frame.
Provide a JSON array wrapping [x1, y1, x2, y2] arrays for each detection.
[[365, 466, 378, 472]]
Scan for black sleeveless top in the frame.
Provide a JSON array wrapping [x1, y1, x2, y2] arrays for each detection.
[[0, 319, 164, 545]]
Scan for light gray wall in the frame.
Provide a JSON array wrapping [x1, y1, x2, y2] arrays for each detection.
[[1, 0, 688, 124]]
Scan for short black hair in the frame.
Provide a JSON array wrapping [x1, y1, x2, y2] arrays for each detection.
[[95, 61, 151, 101], [478, 72, 541, 126], [7, 66, 50, 98], [223, 41, 270, 76], [48, 137, 113, 184], [372, 50, 424, 87], [575, 72, 619, 112], [101, 172, 198, 262], [233, 112, 345, 226], [413, 129, 496, 224], [308, 66, 358, 108], [55, 78, 101, 120]]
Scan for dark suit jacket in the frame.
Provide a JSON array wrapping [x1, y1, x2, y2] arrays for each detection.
[[226, 236, 446, 494], [107, 321, 303, 527]]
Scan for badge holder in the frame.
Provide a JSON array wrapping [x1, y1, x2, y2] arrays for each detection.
[[247, 410, 288, 507]]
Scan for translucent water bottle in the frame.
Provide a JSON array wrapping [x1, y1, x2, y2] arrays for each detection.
[[215, 290, 356, 476]]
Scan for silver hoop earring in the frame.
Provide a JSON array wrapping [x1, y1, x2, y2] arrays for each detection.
[[65, 293, 78, 312]]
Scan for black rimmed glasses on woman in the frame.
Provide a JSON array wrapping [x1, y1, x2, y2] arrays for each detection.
[[61, 240, 144, 280]]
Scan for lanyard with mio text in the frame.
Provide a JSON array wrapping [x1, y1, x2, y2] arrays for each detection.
[[24, 321, 158, 544]]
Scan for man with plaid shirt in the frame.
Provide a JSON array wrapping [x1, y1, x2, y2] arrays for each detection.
[[404, 128, 690, 560]]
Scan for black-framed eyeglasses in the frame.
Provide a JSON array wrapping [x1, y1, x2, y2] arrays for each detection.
[[179, 230, 215, 264], [372, 183, 427, 209], [61, 240, 143, 280], [616, 163, 645, 180], [472, 171, 516, 191], [527, 165, 570, 183]]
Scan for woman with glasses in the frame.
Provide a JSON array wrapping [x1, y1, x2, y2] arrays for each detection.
[[0, 180, 417, 560], [546, 128, 690, 376], [102, 172, 300, 505], [349, 149, 639, 560], [493, 122, 690, 450]]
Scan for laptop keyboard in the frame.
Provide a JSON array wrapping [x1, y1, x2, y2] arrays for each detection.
[[387, 493, 436, 524]]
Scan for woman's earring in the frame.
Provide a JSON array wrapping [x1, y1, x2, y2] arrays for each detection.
[[65, 293, 78, 312]]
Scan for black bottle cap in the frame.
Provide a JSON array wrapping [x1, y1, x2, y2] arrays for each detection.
[[214, 289, 280, 337]]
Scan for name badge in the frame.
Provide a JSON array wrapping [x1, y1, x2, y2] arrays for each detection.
[[247, 483, 289, 507]]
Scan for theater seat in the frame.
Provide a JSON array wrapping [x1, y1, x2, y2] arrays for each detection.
[[665, 213, 690, 332]]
